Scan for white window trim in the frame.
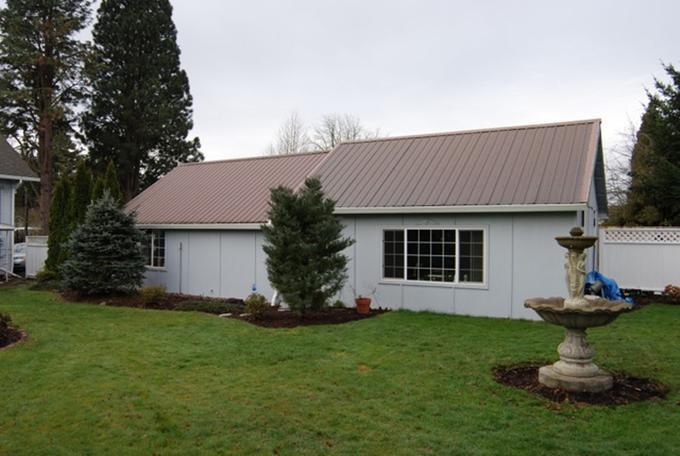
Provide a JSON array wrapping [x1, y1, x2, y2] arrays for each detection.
[[380, 225, 488, 289]]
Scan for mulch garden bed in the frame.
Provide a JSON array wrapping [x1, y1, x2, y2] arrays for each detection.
[[493, 363, 668, 406], [628, 293, 680, 306], [60, 290, 243, 312], [60, 290, 388, 328], [236, 307, 389, 328], [0, 328, 26, 350]]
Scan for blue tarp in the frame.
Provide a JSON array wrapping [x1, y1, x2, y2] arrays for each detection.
[[586, 271, 633, 303]]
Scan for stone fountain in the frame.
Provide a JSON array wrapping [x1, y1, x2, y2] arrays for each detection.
[[525, 227, 637, 393]]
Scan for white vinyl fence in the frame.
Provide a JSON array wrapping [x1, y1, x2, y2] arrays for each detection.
[[26, 236, 48, 278], [599, 227, 680, 292]]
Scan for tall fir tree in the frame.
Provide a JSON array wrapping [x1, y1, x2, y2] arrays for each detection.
[[262, 178, 354, 314], [83, 0, 202, 202], [61, 192, 146, 294], [92, 161, 123, 205], [69, 161, 93, 226], [45, 176, 73, 273], [613, 64, 680, 226], [0, 0, 91, 232]]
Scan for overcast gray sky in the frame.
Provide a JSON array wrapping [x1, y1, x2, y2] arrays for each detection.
[[168, 0, 677, 161]]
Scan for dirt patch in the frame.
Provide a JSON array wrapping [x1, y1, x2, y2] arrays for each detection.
[[0, 278, 30, 289], [493, 363, 668, 406], [236, 307, 389, 328]]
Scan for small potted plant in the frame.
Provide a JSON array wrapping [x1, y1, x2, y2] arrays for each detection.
[[353, 286, 376, 315]]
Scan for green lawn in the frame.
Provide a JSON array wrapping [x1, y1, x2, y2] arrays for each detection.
[[1, 286, 678, 455]]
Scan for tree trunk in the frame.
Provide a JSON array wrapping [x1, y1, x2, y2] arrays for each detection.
[[38, 117, 53, 234], [123, 166, 139, 203]]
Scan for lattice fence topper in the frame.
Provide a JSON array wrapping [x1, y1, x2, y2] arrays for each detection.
[[601, 228, 680, 244]]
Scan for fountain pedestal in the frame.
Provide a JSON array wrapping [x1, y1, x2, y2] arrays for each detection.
[[539, 327, 612, 392], [524, 227, 637, 393]]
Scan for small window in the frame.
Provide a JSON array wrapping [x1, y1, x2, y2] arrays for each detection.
[[383, 230, 404, 279], [144, 230, 165, 268]]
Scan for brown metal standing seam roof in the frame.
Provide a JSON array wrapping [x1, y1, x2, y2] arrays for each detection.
[[126, 151, 329, 224], [127, 119, 604, 225], [315, 119, 601, 208]]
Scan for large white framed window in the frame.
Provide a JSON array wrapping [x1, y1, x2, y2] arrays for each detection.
[[382, 227, 485, 284], [143, 230, 165, 268]]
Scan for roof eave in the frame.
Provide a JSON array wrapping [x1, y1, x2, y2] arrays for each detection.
[[0, 173, 40, 183], [137, 223, 263, 230], [334, 204, 587, 215]]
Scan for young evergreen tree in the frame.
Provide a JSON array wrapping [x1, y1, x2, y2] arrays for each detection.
[[83, 0, 202, 202], [92, 161, 123, 205], [0, 0, 91, 231], [262, 177, 354, 314], [613, 64, 680, 226], [45, 177, 73, 273], [61, 192, 146, 295], [69, 161, 93, 226]]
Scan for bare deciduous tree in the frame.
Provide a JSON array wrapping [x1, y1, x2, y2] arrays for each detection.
[[266, 112, 380, 155], [605, 121, 637, 208], [266, 112, 312, 155], [312, 113, 380, 150]]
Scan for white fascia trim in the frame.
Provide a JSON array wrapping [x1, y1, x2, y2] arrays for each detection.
[[136, 204, 586, 229], [137, 223, 262, 230], [333, 204, 587, 215], [0, 174, 40, 182]]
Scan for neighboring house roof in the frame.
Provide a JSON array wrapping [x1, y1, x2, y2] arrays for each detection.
[[316, 119, 603, 211], [127, 119, 606, 226], [126, 151, 329, 225], [0, 136, 38, 181]]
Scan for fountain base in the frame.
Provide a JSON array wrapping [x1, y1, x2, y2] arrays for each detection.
[[538, 365, 613, 393]]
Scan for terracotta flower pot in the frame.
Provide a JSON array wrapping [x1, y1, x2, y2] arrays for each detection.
[[355, 297, 371, 315]]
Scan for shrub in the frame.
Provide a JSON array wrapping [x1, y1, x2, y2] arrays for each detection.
[[175, 299, 244, 315], [35, 269, 57, 283], [30, 270, 59, 291], [332, 299, 346, 309], [139, 285, 167, 306], [663, 285, 680, 303], [0, 313, 20, 347], [664, 284, 680, 297], [60, 192, 146, 295], [244, 293, 270, 319]]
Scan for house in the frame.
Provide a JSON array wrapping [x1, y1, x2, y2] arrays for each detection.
[[126, 119, 607, 319], [0, 136, 39, 273]]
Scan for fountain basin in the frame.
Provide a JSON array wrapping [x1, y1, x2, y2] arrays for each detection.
[[525, 297, 635, 328], [554, 235, 598, 251]]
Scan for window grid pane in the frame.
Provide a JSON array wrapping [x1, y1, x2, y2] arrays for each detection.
[[404, 229, 456, 283], [459, 230, 483, 283], [383, 230, 404, 279]]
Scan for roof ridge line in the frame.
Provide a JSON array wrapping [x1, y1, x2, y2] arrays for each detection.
[[180, 150, 330, 166], [337, 118, 602, 146]]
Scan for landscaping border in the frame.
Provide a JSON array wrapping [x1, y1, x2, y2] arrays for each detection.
[[493, 363, 668, 406]]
